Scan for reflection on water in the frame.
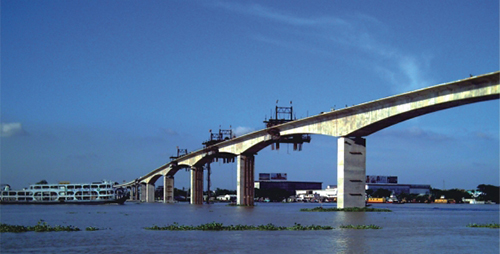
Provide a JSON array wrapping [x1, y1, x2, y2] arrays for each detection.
[[1, 203, 498, 253]]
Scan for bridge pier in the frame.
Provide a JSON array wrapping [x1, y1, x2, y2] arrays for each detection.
[[139, 183, 146, 201], [164, 176, 174, 203], [237, 154, 255, 206], [134, 184, 140, 200], [145, 182, 155, 202], [337, 137, 366, 208], [190, 166, 203, 204], [127, 186, 136, 201]]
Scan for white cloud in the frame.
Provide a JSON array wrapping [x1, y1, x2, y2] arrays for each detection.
[[161, 128, 178, 136], [233, 126, 255, 137], [379, 126, 451, 142], [215, 2, 434, 93], [1, 123, 28, 137]]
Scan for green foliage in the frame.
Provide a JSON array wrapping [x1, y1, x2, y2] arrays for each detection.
[[1, 220, 80, 233], [214, 188, 236, 196], [340, 224, 382, 229], [431, 188, 472, 203], [396, 193, 431, 203], [0, 223, 30, 233], [476, 185, 500, 204], [466, 223, 499, 228], [144, 222, 333, 231], [300, 207, 392, 212], [254, 188, 290, 202], [85, 226, 100, 231], [372, 188, 392, 198]]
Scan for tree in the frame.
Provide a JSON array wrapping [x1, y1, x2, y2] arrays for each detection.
[[214, 188, 236, 197], [477, 184, 499, 204], [36, 180, 48, 184], [431, 188, 472, 203], [372, 188, 392, 198], [255, 188, 289, 202]]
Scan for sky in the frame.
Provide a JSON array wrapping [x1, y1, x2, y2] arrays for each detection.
[[1, 0, 499, 191]]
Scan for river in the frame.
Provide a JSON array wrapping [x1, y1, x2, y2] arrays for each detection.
[[1, 202, 498, 253]]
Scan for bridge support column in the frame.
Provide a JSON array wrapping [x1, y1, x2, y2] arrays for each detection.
[[129, 186, 134, 201], [237, 154, 255, 206], [139, 183, 146, 201], [145, 183, 155, 203], [134, 184, 140, 201], [337, 137, 366, 208], [164, 176, 174, 203], [190, 166, 203, 204]]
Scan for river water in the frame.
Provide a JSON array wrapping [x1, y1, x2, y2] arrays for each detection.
[[1, 202, 498, 253]]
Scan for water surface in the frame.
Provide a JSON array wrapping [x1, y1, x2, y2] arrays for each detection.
[[1, 202, 498, 253]]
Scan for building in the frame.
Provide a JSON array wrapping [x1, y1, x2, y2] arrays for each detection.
[[216, 194, 236, 202], [365, 175, 430, 195], [366, 183, 431, 195], [296, 185, 337, 202], [255, 180, 322, 196]]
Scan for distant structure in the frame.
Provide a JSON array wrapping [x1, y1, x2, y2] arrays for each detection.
[[169, 147, 188, 161], [202, 126, 235, 148], [255, 172, 321, 197], [264, 102, 311, 151], [365, 175, 430, 195]]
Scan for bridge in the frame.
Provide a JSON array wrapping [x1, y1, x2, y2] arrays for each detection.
[[118, 71, 499, 208]]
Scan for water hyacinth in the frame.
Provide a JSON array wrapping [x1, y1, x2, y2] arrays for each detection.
[[466, 223, 499, 228], [1, 220, 80, 233], [339, 224, 382, 229], [144, 222, 334, 231], [300, 207, 392, 212]]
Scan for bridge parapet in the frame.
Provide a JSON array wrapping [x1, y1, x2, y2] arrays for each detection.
[[278, 71, 499, 137]]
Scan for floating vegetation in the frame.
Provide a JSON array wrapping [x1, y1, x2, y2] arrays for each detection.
[[340, 224, 382, 229], [467, 223, 500, 228], [145, 222, 333, 231], [85, 226, 100, 231], [300, 207, 392, 212], [0, 220, 80, 233]]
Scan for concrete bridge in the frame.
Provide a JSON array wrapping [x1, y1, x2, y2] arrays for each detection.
[[119, 71, 499, 208]]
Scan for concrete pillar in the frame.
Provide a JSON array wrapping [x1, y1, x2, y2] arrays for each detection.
[[134, 185, 139, 200], [190, 166, 203, 204], [126, 187, 133, 200], [237, 154, 255, 206], [140, 183, 147, 202], [145, 183, 155, 203], [337, 137, 366, 208], [164, 176, 174, 203]]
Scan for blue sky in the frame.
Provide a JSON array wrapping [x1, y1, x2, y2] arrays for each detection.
[[1, 0, 498, 191]]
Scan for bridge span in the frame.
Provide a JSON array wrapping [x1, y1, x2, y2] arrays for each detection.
[[118, 71, 499, 208]]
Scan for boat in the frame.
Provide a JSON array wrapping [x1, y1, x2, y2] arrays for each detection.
[[0, 180, 129, 205], [367, 197, 386, 203]]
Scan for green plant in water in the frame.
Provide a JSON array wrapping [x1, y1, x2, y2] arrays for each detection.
[[1, 220, 80, 233], [339, 224, 382, 229], [85, 226, 99, 231], [144, 222, 334, 231], [300, 207, 391, 212], [0, 223, 29, 233], [466, 223, 499, 228], [29, 220, 80, 232]]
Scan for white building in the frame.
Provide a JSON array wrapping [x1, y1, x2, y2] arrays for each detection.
[[296, 185, 337, 201], [216, 194, 236, 202]]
